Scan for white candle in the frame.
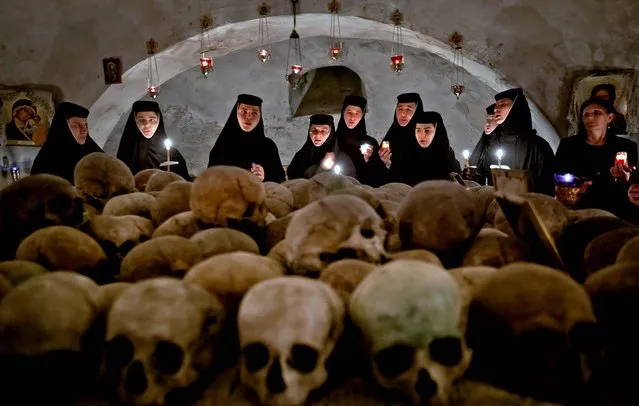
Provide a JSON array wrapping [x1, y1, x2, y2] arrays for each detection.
[[462, 149, 470, 168], [496, 148, 504, 168], [164, 138, 172, 172]]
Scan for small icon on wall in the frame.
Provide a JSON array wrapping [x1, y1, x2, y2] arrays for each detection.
[[103, 57, 123, 85]]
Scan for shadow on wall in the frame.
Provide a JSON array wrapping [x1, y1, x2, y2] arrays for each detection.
[[102, 37, 498, 176]]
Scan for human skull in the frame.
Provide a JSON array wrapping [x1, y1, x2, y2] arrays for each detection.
[[461, 228, 528, 268], [151, 181, 192, 226], [105, 278, 225, 406], [134, 169, 163, 191], [82, 214, 154, 265], [74, 152, 136, 207], [102, 192, 156, 219], [284, 195, 388, 278], [238, 276, 344, 406], [263, 181, 294, 218], [583, 227, 639, 276], [0, 174, 84, 260], [145, 171, 185, 193], [0, 260, 48, 286], [120, 236, 201, 282], [0, 272, 104, 404], [153, 211, 207, 238], [349, 260, 471, 405], [189, 228, 260, 260]]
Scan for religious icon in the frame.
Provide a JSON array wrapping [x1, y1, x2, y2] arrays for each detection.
[[103, 57, 123, 84], [0, 88, 55, 146]]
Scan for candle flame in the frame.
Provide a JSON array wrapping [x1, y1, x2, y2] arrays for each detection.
[[164, 139, 172, 150], [496, 148, 504, 159], [333, 164, 342, 174], [462, 149, 470, 160]]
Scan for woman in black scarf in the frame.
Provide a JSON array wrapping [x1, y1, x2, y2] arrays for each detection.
[[379, 92, 424, 172], [555, 97, 638, 221], [334, 95, 386, 186], [31, 101, 103, 183], [208, 94, 285, 183], [470, 88, 555, 195], [287, 114, 356, 179], [116, 101, 190, 179], [389, 111, 461, 186]]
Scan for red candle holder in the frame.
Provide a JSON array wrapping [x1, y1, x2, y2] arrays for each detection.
[[148, 86, 159, 98], [199, 57, 213, 77], [257, 48, 271, 63], [291, 64, 303, 75], [616, 151, 628, 166], [329, 47, 342, 60], [390, 54, 404, 73]]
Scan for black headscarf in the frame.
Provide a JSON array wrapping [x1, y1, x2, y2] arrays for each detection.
[[30, 101, 103, 183], [287, 114, 356, 179], [207, 94, 285, 183], [334, 95, 386, 186], [469, 103, 497, 167], [390, 111, 461, 186], [116, 101, 190, 179], [381, 92, 424, 159]]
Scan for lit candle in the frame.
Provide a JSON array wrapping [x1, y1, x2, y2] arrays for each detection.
[[462, 149, 470, 168], [333, 164, 342, 174], [257, 48, 271, 63], [329, 47, 342, 60], [199, 56, 213, 77], [616, 151, 628, 166], [390, 54, 405, 73], [560, 173, 575, 184], [360, 143, 371, 155], [148, 86, 159, 99], [496, 148, 504, 168], [382, 141, 390, 150], [291, 64, 303, 75], [164, 138, 172, 172]]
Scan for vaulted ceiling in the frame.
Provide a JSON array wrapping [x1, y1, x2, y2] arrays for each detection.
[[2, 0, 638, 144]]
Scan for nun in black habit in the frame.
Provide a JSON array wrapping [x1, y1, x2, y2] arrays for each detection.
[[207, 94, 285, 183], [31, 101, 103, 183], [334, 95, 387, 186], [379, 92, 424, 172], [389, 111, 461, 186], [469, 88, 555, 195], [116, 101, 191, 180], [287, 114, 356, 180]]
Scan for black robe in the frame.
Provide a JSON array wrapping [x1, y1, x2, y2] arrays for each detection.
[[381, 95, 425, 173], [207, 103, 285, 183], [30, 102, 103, 183], [335, 109, 386, 187], [555, 132, 638, 221], [287, 122, 356, 180], [469, 91, 555, 195], [116, 102, 191, 180], [389, 112, 462, 186]]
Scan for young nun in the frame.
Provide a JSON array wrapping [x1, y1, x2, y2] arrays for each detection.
[[470, 88, 555, 195], [208, 94, 285, 183], [379, 92, 424, 172], [287, 114, 356, 180], [389, 111, 461, 186], [334, 95, 386, 186], [468, 103, 497, 182], [31, 101, 103, 183], [116, 101, 191, 180]]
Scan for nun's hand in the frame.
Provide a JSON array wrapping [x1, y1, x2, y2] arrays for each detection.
[[251, 163, 265, 181], [321, 153, 336, 170], [362, 145, 374, 162], [611, 163, 631, 183], [378, 148, 392, 169]]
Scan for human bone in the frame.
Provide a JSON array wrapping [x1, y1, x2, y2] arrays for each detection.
[[0, 174, 84, 260], [83, 214, 154, 265], [469, 186, 495, 222], [350, 260, 471, 405], [74, 152, 136, 203], [150, 180, 192, 226], [297, 172, 360, 207], [15, 226, 111, 282], [103, 192, 156, 219], [284, 195, 387, 277], [264, 181, 294, 218], [398, 180, 484, 266], [99, 282, 132, 309], [153, 211, 206, 238], [134, 169, 162, 191], [105, 278, 224, 406], [616, 234, 639, 263], [145, 171, 185, 192], [493, 192, 569, 239], [461, 227, 528, 268], [265, 213, 293, 252], [237, 276, 344, 406], [0, 260, 48, 286], [267, 240, 288, 267], [373, 182, 412, 203], [318, 259, 375, 305], [389, 249, 443, 267], [583, 227, 639, 275], [568, 208, 616, 223], [282, 178, 310, 210], [448, 266, 498, 331], [120, 236, 201, 282], [329, 186, 397, 234], [189, 228, 259, 260]]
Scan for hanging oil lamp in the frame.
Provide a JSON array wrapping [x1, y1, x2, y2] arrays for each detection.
[[257, 3, 272, 63], [390, 9, 405, 74], [146, 38, 160, 98], [199, 15, 214, 77], [328, 0, 343, 61]]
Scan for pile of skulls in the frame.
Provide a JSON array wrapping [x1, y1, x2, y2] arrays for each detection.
[[0, 152, 638, 406]]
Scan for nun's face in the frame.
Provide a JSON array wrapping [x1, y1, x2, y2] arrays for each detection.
[[415, 123, 436, 148], [582, 103, 613, 134], [237, 103, 261, 132], [484, 114, 498, 135], [493, 98, 513, 125], [344, 105, 363, 129], [67, 117, 89, 145], [309, 124, 331, 146], [395, 102, 417, 127], [135, 111, 160, 139]]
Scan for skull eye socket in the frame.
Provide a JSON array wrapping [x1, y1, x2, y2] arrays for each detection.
[[152, 340, 184, 375], [242, 342, 271, 372], [287, 344, 319, 373], [429, 337, 463, 367], [48, 194, 72, 215], [139, 234, 151, 243], [319, 248, 358, 265], [374, 344, 415, 379], [360, 227, 376, 238], [105, 334, 135, 369]]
